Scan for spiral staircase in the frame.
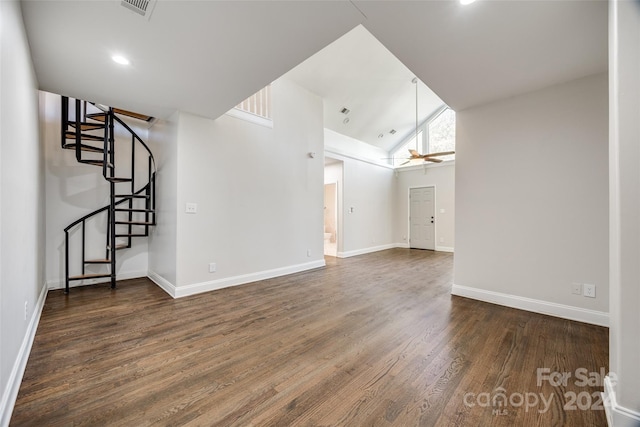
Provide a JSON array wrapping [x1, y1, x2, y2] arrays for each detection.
[[61, 96, 156, 293]]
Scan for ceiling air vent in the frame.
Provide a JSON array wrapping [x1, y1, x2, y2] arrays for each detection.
[[121, 0, 157, 20], [340, 107, 350, 115], [389, 129, 397, 134]]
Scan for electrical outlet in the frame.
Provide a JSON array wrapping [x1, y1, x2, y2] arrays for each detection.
[[185, 203, 197, 214], [439, 237, 445, 243], [583, 284, 596, 298], [307, 249, 311, 257], [24, 301, 28, 321], [571, 283, 582, 295], [209, 263, 216, 273]]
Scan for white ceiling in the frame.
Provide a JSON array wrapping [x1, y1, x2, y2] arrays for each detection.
[[285, 26, 445, 152], [21, 0, 607, 151], [356, 0, 608, 111]]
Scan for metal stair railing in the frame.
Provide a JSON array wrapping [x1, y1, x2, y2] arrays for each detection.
[[60, 96, 156, 294]]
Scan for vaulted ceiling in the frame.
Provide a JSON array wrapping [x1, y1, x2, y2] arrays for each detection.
[[21, 0, 607, 151]]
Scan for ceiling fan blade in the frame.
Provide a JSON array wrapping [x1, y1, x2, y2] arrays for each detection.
[[408, 149, 420, 158], [400, 160, 411, 166], [424, 157, 443, 163], [423, 150, 455, 157]]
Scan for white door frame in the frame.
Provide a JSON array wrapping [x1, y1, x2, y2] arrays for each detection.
[[407, 185, 437, 250]]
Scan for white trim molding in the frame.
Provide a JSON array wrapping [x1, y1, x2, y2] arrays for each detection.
[[324, 147, 394, 170], [435, 246, 454, 253], [0, 283, 48, 427], [451, 284, 609, 327], [603, 375, 640, 426], [170, 260, 326, 298], [337, 243, 397, 258], [225, 108, 273, 128], [147, 271, 177, 298]]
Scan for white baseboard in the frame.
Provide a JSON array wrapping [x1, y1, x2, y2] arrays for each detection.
[[147, 270, 176, 298], [47, 270, 148, 290], [169, 260, 326, 299], [603, 375, 640, 426], [337, 244, 397, 258], [395, 243, 410, 249], [0, 283, 48, 427], [451, 284, 609, 327]]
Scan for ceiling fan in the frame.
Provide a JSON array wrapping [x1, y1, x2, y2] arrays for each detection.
[[397, 77, 455, 166], [401, 149, 456, 165]]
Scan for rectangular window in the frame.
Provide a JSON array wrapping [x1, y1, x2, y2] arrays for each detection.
[[235, 84, 271, 119]]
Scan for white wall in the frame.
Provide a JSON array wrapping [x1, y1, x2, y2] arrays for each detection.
[[148, 112, 179, 288], [454, 73, 609, 325], [156, 78, 325, 295], [607, 1, 640, 423], [42, 92, 149, 288], [0, 1, 47, 423], [395, 163, 455, 251], [324, 130, 395, 257]]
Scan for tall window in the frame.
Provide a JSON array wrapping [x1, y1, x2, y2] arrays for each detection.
[[427, 108, 455, 161], [391, 108, 455, 167]]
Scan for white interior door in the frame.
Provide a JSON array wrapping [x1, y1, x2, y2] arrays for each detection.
[[409, 187, 435, 250]]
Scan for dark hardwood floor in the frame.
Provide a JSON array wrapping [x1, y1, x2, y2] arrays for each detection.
[[11, 249, 608, 426]]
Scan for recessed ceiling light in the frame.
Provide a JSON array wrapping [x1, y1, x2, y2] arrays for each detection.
[[378, 133, 384, 139], [460, 0, 477, 4], [112, 55, 130, 65], [343, 118, 350, 124]]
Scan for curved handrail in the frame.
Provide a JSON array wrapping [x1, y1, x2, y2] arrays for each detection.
[[111, 114, 156, 173], [89, 102, 156, 173], [63, 181, 153, 232]]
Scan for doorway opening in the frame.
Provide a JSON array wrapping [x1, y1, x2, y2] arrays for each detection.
[[324, 183, 338, 256]]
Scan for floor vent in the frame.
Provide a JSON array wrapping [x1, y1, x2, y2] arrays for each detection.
[[121, 0, 157, 19]]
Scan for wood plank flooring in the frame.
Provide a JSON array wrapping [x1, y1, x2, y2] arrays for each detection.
[[10, 249, 608, 426]]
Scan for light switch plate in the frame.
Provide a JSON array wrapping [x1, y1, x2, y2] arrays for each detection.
[[571, 283, 582, 295], [186, 203, 197, 214]]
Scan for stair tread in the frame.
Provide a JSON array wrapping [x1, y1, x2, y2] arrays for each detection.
[[115, 221, 154, 225], [87, 109, 153, 122], [115, 208, 154, 212], [68, 122, 105, 131], [69, 273, 112, 280], [115, 233, 147, 237], [115, 194, 149, 199], [86, 113, 106, 122], [107, 244, 128, 250], [106, 177, 133, 183], [64, 131, 104, 142], [85, 258, 111, 264], [63, 143, 103, 153], [79, 159, 104, 166]]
